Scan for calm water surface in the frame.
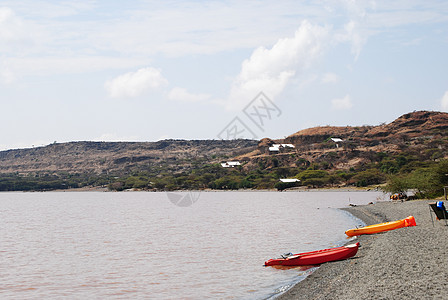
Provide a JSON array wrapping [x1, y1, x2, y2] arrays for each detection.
[[0, 191, 385, 299]]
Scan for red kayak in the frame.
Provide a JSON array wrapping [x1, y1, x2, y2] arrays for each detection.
[[264, 243, 359, 266]]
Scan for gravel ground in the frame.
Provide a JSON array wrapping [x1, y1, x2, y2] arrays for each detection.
[[277, 200, 448, 300]]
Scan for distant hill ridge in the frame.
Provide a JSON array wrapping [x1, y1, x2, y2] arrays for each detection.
[[0, 139, 258, 175], [285, 110, 448, 143], [237, 111, 448, 171], [0, 111, 447, 176]]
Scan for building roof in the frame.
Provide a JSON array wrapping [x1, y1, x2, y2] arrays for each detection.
[[279, 178, 300, 183], [269, 144, 295, 152], [221, 161, 241, 167], [331, 138, 343, 143], [272, 143, 295, 148]]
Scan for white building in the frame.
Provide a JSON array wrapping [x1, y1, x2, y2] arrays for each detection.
[[330, 138, 343, 143], [279, 179, 300, 183], [330, 138, 344, 148], [269, 144, 295, 152], [221, 161, 241, 168], [273, 144, 295, 148]]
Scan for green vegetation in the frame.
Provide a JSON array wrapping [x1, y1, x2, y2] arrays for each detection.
[[383, 160, 448, 199], [2, 155, 446, 199], [101, 150, 445, 197], [0, 173, 113, 191], [1, 115, 447, 198]]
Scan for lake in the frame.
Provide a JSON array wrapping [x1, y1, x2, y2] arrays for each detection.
[[0, 190, 386, 299]]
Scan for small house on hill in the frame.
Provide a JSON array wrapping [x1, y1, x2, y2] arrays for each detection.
[[268, 144, 295, 154], [279, 179, 300, 183], [276, 178, 301, 191], [331, 138, 343, 143], [221, 161, 241, 168], [330, 138, 343, 148]]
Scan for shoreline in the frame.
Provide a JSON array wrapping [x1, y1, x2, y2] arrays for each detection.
[[277, 199, 448, 299], [0, 186, 380, 193]]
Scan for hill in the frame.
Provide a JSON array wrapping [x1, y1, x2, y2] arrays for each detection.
[[239, 110, 448, 171], [0, 140, 257, 176], [0, 110, 447, 194]]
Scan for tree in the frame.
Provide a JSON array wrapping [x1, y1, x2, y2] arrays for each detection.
[[297, 170, 328, 181], [409, 161, 448, 198], [383, 176, 410, 194], [302, 177, 328, 188], [352, 169, 385, 187], [384, 160, 448, 199]]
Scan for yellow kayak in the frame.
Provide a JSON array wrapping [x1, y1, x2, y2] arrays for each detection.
[[345, 216, 416, 237]]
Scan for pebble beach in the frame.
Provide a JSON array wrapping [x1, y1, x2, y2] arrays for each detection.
[[278, 199, 448, 300]]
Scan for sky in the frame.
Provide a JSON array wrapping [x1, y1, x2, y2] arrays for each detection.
[[1, 0, 448, 150]]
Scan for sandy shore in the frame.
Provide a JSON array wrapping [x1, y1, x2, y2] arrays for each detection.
[[277, 199, 448, 300]]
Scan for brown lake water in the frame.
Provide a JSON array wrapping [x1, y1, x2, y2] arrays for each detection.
[[0, 191, 385, 299]]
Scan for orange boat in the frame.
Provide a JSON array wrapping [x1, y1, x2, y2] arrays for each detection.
[[345, 216, 416, 237], [264, 243, 359, 266]]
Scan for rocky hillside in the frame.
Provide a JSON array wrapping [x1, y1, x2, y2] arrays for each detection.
[[0, 111, 447, 189], [238, 111, 448, 171], [286, 110, 448, 146], [0, 140, 258, 176]]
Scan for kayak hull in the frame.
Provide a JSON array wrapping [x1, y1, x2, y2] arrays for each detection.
[[264, 243, 359, 267], [345, 216, 416, 237]]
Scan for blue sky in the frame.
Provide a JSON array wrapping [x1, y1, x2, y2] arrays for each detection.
[[1, 0, 448, 150]]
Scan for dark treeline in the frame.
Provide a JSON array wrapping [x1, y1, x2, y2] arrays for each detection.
[[1, 153, 447, 200], [0, 173, 113, 191], [107, 150, 448, 199]]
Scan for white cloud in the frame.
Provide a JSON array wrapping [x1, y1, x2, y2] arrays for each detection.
[[441, 91, 448, 111], [2, 1, 446, 81], [0, 7, 45, 57], [225, 20, 329, 110], [365, 2, 448, 29], [321, 72, 339, 83], [336, 20, 367, 60], [86, 1, 329, 58], [105, 67, 168, 98], [1, 56, 147, 81], [339, 0, 376, 18], [0, 7, 24, 42], [0, 2, 331, 71], [331, 94, 353, 110], [0, 68, 16, 84], [330, 1, 377, 60], [168, 87, 211, 102]]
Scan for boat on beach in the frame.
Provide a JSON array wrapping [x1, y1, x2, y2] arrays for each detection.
[[345, 216, 416, 237], [264, 242, 359, 267]]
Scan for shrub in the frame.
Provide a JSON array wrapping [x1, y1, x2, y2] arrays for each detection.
[[302, 177, 329, 188], [297, 170, 328, 181], [383, 176, 410, 194], [352, 169, 385, 187]]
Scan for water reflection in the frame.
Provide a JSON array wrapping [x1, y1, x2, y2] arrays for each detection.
[[0, 191, 385, 299]]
